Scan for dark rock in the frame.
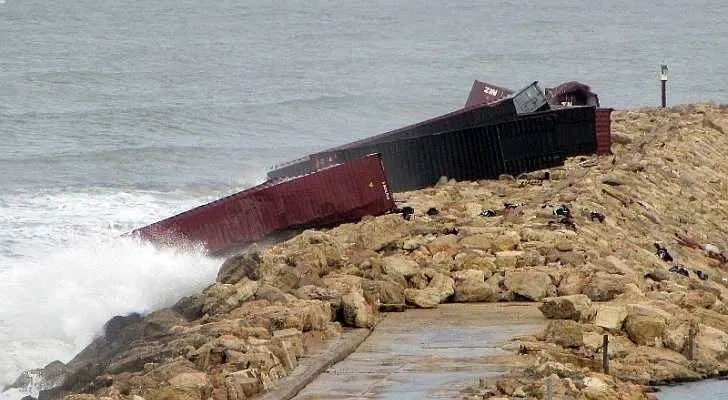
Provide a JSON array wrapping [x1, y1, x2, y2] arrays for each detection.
[[172, 294, 204, 321], [217, 249, 262, 283]]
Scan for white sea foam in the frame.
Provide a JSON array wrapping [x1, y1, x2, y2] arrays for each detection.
[[0, 188, 226, 398]]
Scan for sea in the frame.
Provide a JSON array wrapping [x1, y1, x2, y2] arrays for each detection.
[[1, 0, 726, 398]]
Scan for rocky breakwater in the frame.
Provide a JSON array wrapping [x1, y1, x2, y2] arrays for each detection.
[[465, 103, 728, 399], [8, 103, 728, 400]]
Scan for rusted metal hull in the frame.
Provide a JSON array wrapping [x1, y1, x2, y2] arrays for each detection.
[[132, 154, 394, 255]]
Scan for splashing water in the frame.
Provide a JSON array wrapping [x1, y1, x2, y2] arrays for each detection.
[[0, 188, 228, 398]]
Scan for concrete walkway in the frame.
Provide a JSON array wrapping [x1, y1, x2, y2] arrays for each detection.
[[292, 303, 545, 400]]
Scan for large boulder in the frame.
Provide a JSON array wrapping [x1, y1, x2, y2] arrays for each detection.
[[593, 305, 628, 331], [404, 288, 441, 309], [543, 320, 584, 348], [381, 256, 420, 278], [582, 272, 625, 301], [340, 289, 376, 328], [361, 279, 405, 306], [495, 251, 525, 269], [202, 279, 259, 316], [168, 372, 213, 399], [217, 249, 263, 284], [538, 295, 595, 322], [695, 324, 728, 364], [426, 272, 455, 302], [504, 271, 555, 301], [491, 231, 521, 252], [623, 307, 668, 346], [453, 280, 498, 302]]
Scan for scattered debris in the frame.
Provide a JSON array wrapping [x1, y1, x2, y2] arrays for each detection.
[[669, 264, 689, 277], [552, 204, 572, 218], [480, 209, 497, 217], [695, 270, 709, 281], [443, 227, 459, 236], [396, 206, 415, 221], [559, 217, 578, 231], [654, 243, 674, 262], [589, 211, 606, 223]]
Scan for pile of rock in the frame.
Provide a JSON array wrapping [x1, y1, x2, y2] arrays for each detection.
[[10, 103, 728, 400]]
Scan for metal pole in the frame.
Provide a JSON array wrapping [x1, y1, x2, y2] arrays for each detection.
[[602, 334, 609, 374], [660, 64, 668, 108]]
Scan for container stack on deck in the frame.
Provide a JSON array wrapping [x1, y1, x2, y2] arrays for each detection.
[[132, 79, 614, 254]]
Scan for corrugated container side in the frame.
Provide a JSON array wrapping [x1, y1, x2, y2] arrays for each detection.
[[133, 154, 394, 255], [308, 100, 519, 172], [512, 81, 550, 114], [552, 106, 597, 157], [596, 108, 614, 155], [331, 115, 557, 192], [497, 115, 563, 175]]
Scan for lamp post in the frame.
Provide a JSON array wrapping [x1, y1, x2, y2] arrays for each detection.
[[660, 64, 668, 108]]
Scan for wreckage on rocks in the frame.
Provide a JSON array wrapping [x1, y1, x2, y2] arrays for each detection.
[[132, 80, 613, 255]]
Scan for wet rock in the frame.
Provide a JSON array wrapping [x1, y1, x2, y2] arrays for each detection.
[[202, 279, 260, 315], [544, 320, 584, 348], [172, 295, 205, 322], [504, 271, 554, 301], [538, 295, 595, 322], [217, 249, 262, 283], [593, 305, 628, 331]]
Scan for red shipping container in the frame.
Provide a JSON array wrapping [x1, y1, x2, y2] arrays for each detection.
[[464, 80, 514, 108], [595, 108, 614, 155], [132, 154, 394, 255]]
